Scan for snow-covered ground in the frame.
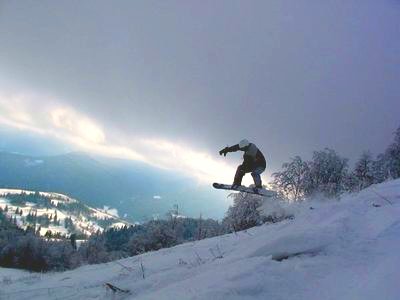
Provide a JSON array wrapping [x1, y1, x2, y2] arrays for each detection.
[[0, 189, 76, 203], [0, 189, 130, 237], [1, 179, 400, 299]]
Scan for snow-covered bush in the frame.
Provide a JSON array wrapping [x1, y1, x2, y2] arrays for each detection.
[[347, 126, 400, 188], [304, 148, 348, 198], [259, 196, 294, 224], [373, 126, 400, 181], [272, 156, 309, 201], [271, 125, 400, 199], [0, 208, 82, 272], [75, 216, 225, 261], [346, 151, 375, 191], [272, 149, 348, 200], [223, 193, 263, 231], [78, 234, 110, 265]]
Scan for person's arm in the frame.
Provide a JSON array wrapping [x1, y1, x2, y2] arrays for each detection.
[[219, 144, 240, 156]]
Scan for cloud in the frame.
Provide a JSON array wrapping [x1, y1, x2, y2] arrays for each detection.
[[0, 91, 237, 184], [101, 206, 119, 218], [139, 138, 234, 182], [50, 107, 105, 144], [153, 195, 162, 199]]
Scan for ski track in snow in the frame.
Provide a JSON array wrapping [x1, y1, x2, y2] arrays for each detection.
[[1, 179, 400, 299]]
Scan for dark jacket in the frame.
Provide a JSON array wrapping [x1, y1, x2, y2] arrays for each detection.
[[221, 143, 266, 170]]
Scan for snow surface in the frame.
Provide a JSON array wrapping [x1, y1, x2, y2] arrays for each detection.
[[94, 206, 120, 219], [1, 179, 400, 299], [0, 189, 77, 203], [0, 189, 130, 237]]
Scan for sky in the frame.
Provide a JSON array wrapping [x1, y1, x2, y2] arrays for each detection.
[[0, 0, 399, 185]]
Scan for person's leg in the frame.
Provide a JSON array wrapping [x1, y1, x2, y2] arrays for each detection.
[[251, 167, 265, 188], [233, 165, 246, 187]]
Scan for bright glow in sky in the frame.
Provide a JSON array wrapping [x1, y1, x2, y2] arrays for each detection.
[[51, 108, 106, 144], [0, 92, 239, 184]]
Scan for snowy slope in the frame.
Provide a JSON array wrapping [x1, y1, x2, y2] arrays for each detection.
[[1, 179, 400, 300], [0, 189, 131, 237]]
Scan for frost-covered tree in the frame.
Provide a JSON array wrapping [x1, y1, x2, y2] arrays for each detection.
[[304, 148, 348, 198], [353, 151, 375, 190], [53, 211, 59, 225], [272, 156, 309, 201], [70, 233, 77, 250], [384, 126, 400, 179], [372, 153, 388, 183], [343, 172, 359, 193], [79, 235, 109, 264], [372, 126, 400, 183], [147, 221, 177, 250], [45, 241, 81, 270], [223, 193, 262, 231]]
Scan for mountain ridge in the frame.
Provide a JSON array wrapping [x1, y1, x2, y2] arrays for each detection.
[[0, 151, 228, 221]]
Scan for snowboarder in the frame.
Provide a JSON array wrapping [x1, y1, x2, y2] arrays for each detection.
[[219, 139, 266, 191]]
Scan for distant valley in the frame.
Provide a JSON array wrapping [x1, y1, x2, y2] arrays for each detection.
[[0, 151, 228, 222]]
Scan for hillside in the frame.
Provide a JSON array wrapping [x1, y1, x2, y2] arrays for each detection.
[[0, 189, 130, 238], [1, 179, 399, 299]]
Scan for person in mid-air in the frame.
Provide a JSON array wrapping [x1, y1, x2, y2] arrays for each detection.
[[219, 139, 266, 190]]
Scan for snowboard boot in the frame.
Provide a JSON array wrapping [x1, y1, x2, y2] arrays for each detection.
[[253, 186, 262, 193], [231, 184, 241, 190], [251, 171, 263, 190]]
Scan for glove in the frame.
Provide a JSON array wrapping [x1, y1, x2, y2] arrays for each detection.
[[219, 147, 229, 157]]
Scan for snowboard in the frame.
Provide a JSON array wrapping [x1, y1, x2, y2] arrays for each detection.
[[213, 183, 277, 197]]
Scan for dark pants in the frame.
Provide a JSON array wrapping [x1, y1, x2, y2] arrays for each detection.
[[234, 163, 265, 187]]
